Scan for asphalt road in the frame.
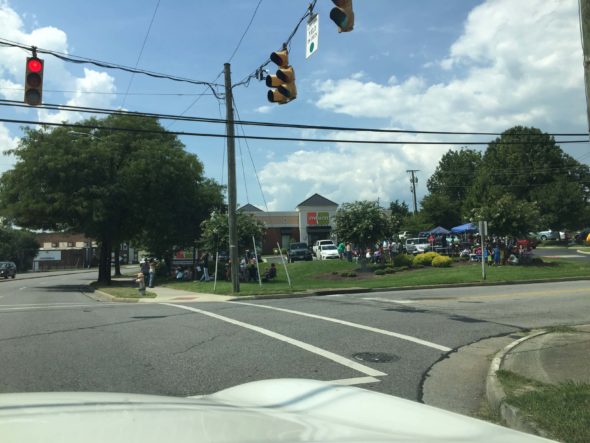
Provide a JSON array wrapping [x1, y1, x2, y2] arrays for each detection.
[[0, 272, 588, 403]]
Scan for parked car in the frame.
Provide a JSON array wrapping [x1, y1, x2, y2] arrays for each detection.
[[536, 230, 559, 241], [0, 261, 16, 279], [312, 239, 335, 255], [317, 244, 340, 260], [405, 238, 431, 255], [287, 242, 312, 263]]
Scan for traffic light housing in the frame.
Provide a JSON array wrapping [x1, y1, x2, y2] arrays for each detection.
[[24, 56, 44, 106], [330, 0, 354, 33], [266, 49, 297, 104]]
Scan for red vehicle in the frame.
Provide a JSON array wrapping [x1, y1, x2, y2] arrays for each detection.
[[516, 237, 538, 250]]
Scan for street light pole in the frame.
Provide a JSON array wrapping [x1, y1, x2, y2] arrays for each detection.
[[224, 63, 240, 293]]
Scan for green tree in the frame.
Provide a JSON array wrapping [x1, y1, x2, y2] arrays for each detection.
[[427, 148, 482, 203], [199, 211, 266, 255], [464, 126, 590, 229], [420, 193, 462, 229], [333, 200, 389, 250], [0, 115, 223, 283], [388, 199, 411, 233], [0, 227, 39, 271], [468, 194, 541, 236]]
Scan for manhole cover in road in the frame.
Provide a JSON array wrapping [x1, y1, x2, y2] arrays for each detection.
[[353, 352, 400, 363]]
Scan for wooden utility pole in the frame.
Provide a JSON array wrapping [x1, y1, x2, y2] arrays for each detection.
[[407, 170, 419, 214], [581, 0, 590, 133], [224, 63, 240, 293]]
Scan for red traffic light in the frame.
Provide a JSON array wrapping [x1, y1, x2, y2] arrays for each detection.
[[24, 56, 44, 106], [27, 58, 43, 73]]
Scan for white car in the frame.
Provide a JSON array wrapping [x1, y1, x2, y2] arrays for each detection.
[[405, 237, 431, 254], [317, 244, 340, 260], [0, 379, 552, 442], [312, 239, 335, 255]]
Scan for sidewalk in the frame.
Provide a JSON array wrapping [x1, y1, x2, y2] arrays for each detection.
[[138, 285, 233, 303], [423, 325, 590, 439]]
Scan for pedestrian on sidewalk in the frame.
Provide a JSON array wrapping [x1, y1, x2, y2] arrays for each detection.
[[140, 259, 149, 279], [200, 252, 210, 281], [148, 259, 157, 288]]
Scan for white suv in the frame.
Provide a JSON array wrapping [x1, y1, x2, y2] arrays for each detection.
[[312, 239, 335, 255], [405, 238, 430, 255]]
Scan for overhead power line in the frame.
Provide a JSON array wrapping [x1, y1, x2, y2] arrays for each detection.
[[121, 0, 162, 107], [0, 38, 224, 99], [0, 99, 586, 138], [0, 116, 587, 146]]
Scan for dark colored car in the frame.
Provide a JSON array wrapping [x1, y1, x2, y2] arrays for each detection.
[[0, 261, 16, 279], [287, 242, 312, 263]]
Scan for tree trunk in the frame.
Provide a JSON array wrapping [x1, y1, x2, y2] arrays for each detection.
[[114, 243, 121, 277], [97, 237, 112, 284]]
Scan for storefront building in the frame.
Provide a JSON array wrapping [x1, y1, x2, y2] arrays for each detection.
[[240, 193, 339, 254]]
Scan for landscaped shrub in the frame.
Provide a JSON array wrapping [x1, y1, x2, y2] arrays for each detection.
[[385, 267, 395, 274], [374, 269, 386, 275], [413, 252, 440, 266], [393, 266, 409, 272], [393, 254, 414, 267], [432, 255, 453, 267]]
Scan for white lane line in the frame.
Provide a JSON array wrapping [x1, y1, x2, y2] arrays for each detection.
[[0, 303, 117, 312], [363, 297, 417, 304], [162, 303, 386, 378], [328, 376, 380, 386], [228, 301, 451, 353]]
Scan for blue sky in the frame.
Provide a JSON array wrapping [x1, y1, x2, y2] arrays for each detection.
[[0, 0, 587, 211]]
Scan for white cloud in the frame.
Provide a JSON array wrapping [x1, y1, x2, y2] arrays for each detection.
[[0, 1, 117, 125], [258, 0, 586, 210], [38, 68, 117, 123], [0, 122, 20, 171], [254, 105, 272, 114]]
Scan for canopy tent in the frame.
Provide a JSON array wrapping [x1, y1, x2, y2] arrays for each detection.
[[419, 226, 451, 237], [451, 222, 478, 234]]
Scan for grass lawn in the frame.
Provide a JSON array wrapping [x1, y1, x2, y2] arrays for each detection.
[[497, 370, 590, 443], [91, 280, 156, 298], [165, 258, 590, 296]]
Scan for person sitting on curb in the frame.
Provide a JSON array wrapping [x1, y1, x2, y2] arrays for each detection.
[[262, 263, 277, 282]]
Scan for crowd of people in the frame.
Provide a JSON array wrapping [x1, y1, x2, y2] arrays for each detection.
[[327, 232, 535, 266]]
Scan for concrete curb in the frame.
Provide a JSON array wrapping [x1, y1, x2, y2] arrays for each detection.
[[228, 276, 590, 301], [486, 330, 550, 438], [84, 289, 140, 303], [576, 249, 590, 255]]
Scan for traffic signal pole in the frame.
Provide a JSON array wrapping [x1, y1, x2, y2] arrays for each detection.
[[581, 0, 590, 134], [224, 63, 240, 293]]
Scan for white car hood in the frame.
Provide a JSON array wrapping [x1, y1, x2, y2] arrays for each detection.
[[0, 379, 553, 443]]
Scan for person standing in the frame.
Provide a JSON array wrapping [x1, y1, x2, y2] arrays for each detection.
[[345, 242, 352, 262], [140, 258, 150, 289], [337, 242, 345, 260], [200, 252, 210, 282], [148, 259, 157, 288]]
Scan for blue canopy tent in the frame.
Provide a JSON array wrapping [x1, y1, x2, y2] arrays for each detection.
[[451, 222, 478, 234], [419, 226, 451, 237]]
